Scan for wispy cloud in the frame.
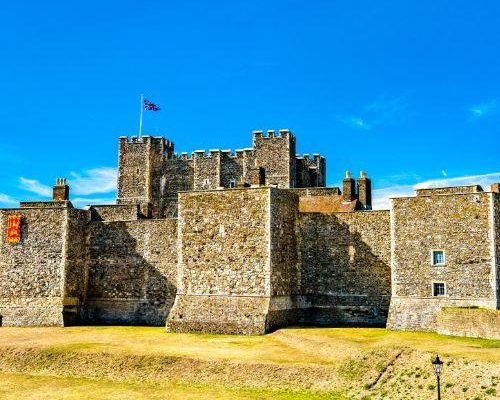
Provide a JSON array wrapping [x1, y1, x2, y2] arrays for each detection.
[[18, 167, 117, 206], [19, 177, 52, 197], [0, 193, 18, 208], [339, 116, 371, 130], [338, 96, 410, 131], [68, 167, 117, 195], [469, 99, 498, 119], [373, 172, 500, 210]]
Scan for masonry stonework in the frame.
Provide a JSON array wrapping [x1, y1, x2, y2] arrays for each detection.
[[298, 211, 391, 325], [387, 189, 498, 332], [0, 130, 498, 339]]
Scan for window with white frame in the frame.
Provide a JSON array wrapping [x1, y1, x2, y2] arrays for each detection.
[[229, 179, 236, 188], [204, 178, 210, 186], [432, 250, 445, 266], [432, 282, 446, 296]]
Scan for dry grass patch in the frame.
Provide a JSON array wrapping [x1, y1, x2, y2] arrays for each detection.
[[0, 326, 498, 400]]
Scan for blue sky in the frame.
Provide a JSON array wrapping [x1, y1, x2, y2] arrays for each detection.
[[0, 0, 499, 209]]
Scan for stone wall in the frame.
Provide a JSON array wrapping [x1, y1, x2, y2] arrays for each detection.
[[0, 205, 88, 326], [64, 208, 90, 324], [267, 190, 300, 328], [167, 188, 271, 334], [436, 307, 500, 340], [89, 205, 139, 222], [494, 193, 500, 308], [86, 218, 178, 326], [387, 192, 497, 332], [252, 130, 295, 188], [167, 187, 309, 334], [298, 211, 391, 325]]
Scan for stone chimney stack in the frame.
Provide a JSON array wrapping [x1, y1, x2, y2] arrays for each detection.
[[357, 171, 372, 210], [491, 183, 500, 193], [53, 178, 69, 201], [343, 170, 356, 202]]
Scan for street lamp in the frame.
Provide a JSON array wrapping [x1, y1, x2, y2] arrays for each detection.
[[432, 354, 444, 400]]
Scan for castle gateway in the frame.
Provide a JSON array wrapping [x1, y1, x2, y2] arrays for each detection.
[[0, 130, 499, 338]]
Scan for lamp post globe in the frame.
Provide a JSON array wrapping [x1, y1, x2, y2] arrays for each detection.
[[432, 355, 444, 400]]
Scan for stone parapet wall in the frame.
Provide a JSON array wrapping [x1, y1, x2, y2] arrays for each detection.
[[89, 205, 139, 221], [436, 307, 500, 340], [298, 211, 391, 325], [86, 218, 177, 326]]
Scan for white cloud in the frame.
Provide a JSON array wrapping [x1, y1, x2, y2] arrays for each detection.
[[68, 167, 117, 195], [469, 99, 498, 119], [19, 167, 117, 199], [19, 177, 52, 197], [373, 172, 500, 210], [0, 193, 18, 207]]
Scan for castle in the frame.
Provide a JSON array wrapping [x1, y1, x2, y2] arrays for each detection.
[[0, 130, 499, 338]]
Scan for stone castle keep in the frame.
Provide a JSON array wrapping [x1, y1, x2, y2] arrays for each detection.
[[0, 130, 499, 338]]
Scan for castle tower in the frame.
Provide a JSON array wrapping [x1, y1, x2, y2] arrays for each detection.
[[252, 129, 296, 188], [117, 135, 173, 215], [342, 170, 356, 202], [53, 178, 69, 201], [357, 171, 372, 210]]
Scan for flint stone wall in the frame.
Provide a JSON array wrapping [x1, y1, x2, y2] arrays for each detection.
[[0, 206, 88, 326], [167, 187, 300, 334], [494, 193, 500, 308], [298, 211, 391, 325], [89, 204, 139, 222], [86, 218, 177, 326], [436, 307, 500, 340], [387, 192, 497, 332]]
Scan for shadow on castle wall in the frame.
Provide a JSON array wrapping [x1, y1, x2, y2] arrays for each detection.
[[83, 220, 177, 326], [298, 213, 391, 327]]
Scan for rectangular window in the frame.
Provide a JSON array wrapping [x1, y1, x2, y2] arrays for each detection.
[[432, 250, 445, 266], [229, 179, 236, 188], [432, 282, 446, 296]]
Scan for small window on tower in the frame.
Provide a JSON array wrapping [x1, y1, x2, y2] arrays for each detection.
[[432, 282, 446, 296], [229, 179, 236, 188], [204, 179, 210, 186], [432, 250, 445, 266]]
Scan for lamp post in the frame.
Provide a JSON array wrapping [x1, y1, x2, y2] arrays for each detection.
[[432, 354, 444, 400]]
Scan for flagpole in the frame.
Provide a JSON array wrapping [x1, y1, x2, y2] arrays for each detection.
[[139, 94, 144, 138]]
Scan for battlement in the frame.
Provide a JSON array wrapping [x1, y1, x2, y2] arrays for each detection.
[[296, 153, 324, 163], [252, 128, 293, 140], [119, 135, 175, 157]]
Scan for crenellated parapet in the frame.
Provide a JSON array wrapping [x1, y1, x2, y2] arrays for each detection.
[[296, 153, 326, 188], [117, 129, 326, 218]]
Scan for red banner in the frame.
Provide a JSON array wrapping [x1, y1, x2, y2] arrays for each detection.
[[6, 215, 21, 243]]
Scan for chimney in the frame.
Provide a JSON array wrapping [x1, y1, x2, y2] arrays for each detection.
[[491, 183, 500, 193], [357, 171, 372, 210], [53, 178, 69, 201], [343, 171, 356, 202]]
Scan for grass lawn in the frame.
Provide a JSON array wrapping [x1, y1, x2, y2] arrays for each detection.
[[0, 326, 498, 400]]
